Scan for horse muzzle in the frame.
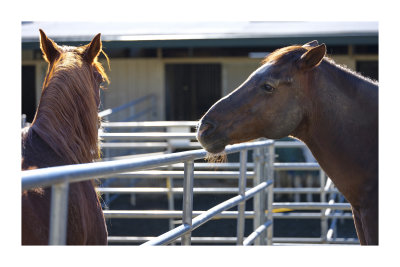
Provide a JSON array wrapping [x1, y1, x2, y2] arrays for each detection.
[[197, 119, 227, 154]]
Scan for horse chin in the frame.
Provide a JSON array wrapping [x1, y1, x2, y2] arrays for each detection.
[[204, 143, 227, 154], [198, 138, 228, 154]]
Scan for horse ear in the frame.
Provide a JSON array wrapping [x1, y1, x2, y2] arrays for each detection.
[[84, 33, 102, 63], [39, 29, 60, 63], [302, 40, 319, 47], [297, 43, 326, 70]]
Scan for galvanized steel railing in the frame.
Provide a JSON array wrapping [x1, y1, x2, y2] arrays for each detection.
[[21, 139, 275, 245], [22, 119, 356, 245], [99, 121, 356, 245]]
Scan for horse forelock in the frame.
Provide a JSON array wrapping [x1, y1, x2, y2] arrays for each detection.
[[31, 49, 107, 164], [261, 45, 308, 66]]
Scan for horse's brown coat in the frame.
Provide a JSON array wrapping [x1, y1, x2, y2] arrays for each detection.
[[197, 41, 378, 245], [21, 30, 109, 245]]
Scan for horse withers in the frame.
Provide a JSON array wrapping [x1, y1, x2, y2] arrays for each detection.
[[197, 41, 378, 245], [21, 30, 109, 245]]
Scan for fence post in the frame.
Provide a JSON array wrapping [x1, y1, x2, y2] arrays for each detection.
[[236, 149, 248, 245], [181, 160, 194, 245], [166, 144, 175, 236], [21, 114, 27, 128], [253, 147, 266, 245], [320, 170, 328, 243], [266, 143, 274, 245], [48, 181, 69, 245]]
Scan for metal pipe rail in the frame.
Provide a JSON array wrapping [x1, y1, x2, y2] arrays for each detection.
[[22, 140, 275, 190], [100, 162, 319, 172], [101, 121, 198, 128], [97, 187, 340, 195], [107, 236, 360, 245], [141, 180, 273, 246], [100, 132, 198, 141], [103, 210, 353, 219], [22, 139, 274, 245], [100, 140, 309, 150]]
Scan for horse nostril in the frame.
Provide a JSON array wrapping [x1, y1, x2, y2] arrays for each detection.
[[199, 120, 216, 136]]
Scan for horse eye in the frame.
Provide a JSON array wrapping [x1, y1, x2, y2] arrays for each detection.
[[263, 84, 275, 93]]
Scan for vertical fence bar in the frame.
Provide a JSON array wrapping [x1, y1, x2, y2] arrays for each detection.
[[21, 114, 27, 128], [253, 147, 266, 245], [266, 143, 274, 245], [166, 144, 175, 235], [320, 170, 328, 243], [48, 181, 69, 245], [236, 150, 248, 245], [181, 160, 194, 245]]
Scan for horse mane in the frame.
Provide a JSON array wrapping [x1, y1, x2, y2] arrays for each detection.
[[262, 45, 378, 85], [261, 45, 307, 65], [30, 45, 109, 164]]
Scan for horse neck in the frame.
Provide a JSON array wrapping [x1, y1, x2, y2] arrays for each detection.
[[30, 75, 100, 165], [294, 60, 378, 201]]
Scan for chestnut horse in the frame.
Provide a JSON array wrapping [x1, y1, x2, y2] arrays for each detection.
[[197, 41, 378, 245], [22, 30, 109, 245]]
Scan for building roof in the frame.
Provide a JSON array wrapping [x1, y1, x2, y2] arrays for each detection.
[[22, 21, 378, 49]]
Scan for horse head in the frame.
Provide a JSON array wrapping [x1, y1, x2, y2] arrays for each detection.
[[31, 30, 110, 164], [197, 42, 326, 154]]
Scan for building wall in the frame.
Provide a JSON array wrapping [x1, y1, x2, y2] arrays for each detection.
[[101, 59, 164, 121], [22, 53, 377, 122]]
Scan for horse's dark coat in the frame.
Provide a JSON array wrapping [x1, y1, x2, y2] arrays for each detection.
[[197, 41, 378, 245]]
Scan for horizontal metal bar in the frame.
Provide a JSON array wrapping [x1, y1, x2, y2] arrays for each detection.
[[101, 142, 310, 152], [107, 170, 251, 179], [107, 236, 359, 245], [97, 187, 340, 195], [104, 210, 252, 219], [273, 187, 339, 194], [108, 236, 238, 244], [273, 212, 353, 219], [102, 121, 198, 128], [104, 163, 320, 177], [273, 237, 359, 245], [100, 132, 198, 141], [144, 162, 320, 170], [103, 210, 353, 220], [21, 149, 201, 190], [98, 187, 243, 194], [274, 141, 307, 148], [101, 142, 200, 149], [243, 220, 273, 246], [101, 142, 170, 149], [273, 202, 351, 210], [22, 140, 273, 190], [274, 162, 320, 171], [141, 180, 273, 246]]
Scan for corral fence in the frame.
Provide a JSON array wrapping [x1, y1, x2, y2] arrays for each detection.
[[22, 140, 274, 245], [99, 121, 357, 245], [21, 121, 358, 245]]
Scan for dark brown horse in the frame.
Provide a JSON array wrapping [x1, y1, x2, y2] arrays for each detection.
[[21, 30, 109, 245], [197, 41, 378, 245]]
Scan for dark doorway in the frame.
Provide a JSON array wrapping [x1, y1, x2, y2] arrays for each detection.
[[165, 64, 222, 121], [22, 65, 36, 123]]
